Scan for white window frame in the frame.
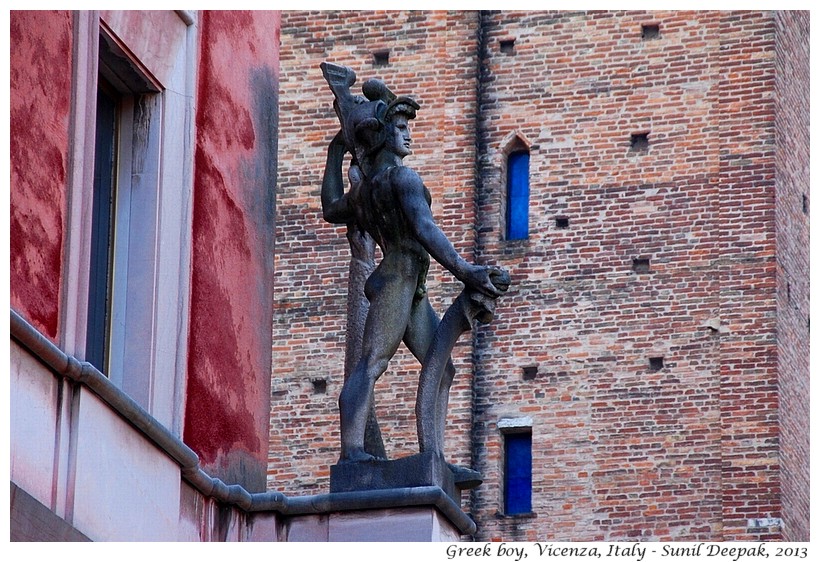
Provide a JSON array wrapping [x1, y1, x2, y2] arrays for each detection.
[[61, 10, 198, 434]]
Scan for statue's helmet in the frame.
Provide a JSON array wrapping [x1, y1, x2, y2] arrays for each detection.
[[344, 95, 419, 158], [385, 96, 419, 122], [344, 100, 388, 157]]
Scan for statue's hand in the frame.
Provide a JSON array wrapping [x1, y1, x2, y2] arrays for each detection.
[[462, 265, 510, 299], [489, 267, 511, 293]]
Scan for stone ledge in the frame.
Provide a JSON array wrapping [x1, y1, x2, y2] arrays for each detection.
[[285, 484, 476, 536]]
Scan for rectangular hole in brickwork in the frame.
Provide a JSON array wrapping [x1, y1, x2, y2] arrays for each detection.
[[373, 50, 390, 67], [803, 193, 809, 214], [632, 257, 651, 274], [312, 378, 327, 394], [500, 39, 516, 55], [648, 357, 664, 371], [503, 430, 532, 515], [641, 24, 660, 40], [522, 366, 538, 381], [555, 216, 570, 229], [630, 132, 650, 152]]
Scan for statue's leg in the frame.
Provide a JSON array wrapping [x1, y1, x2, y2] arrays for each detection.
[[339, 274, 415, 462], [408, 291, 490, 489], [344, 226, 385, 458], [407, 293, 479, 454], [404, 296, 452, 454]]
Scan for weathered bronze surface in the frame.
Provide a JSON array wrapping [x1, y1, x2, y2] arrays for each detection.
[[320, 63, 509, 485]]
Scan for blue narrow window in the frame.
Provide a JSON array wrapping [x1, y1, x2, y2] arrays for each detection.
[[504, 431, 532, 514], [506, 150, 530, 240]]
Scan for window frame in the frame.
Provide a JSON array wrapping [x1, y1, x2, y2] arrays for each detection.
[[498, 415, 535, 517], [505, 149, 531, 241], [502, 429, 533, 515], [85, 78, 121, 373], [61, 11, 197, 433], [499, 132, 532, 243]]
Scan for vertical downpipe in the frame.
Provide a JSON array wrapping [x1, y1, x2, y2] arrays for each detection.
[[469, 9, 492, 519]]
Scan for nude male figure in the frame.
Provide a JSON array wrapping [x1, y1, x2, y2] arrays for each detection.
[[320, 64, 506, 465]]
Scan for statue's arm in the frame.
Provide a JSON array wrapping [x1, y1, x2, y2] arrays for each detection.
[[321, 131, 353, 224], [395, 167, 503, 298]]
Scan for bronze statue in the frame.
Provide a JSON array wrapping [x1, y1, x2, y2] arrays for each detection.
[[320, 63, 509, 478]]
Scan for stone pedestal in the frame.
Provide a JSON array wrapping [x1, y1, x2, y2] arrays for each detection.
[[274, 452, 477, 541], [281, 505, 463, 542], [330, 451, 457, 501]]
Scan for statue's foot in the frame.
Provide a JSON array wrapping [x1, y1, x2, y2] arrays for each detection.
[[448, 463, 483, 490], [339, 448, 379, 464]]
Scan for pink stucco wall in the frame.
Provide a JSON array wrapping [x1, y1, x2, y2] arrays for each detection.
[[10, 10, 74, 341], [184, 10, 280, 492]]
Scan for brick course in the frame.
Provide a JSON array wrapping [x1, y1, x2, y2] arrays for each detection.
[[270, 10, 809, 541]]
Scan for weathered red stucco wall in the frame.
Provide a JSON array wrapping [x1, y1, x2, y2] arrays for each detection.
[[10, 10, 74, 341], [184, 10, 280, 492]]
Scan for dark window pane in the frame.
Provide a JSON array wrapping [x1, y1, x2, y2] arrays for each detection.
[[86, 85, 118, 373], [504, 431, 532, 514], [506, 151, 529, 240]]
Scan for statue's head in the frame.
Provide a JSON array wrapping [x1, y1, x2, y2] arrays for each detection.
[[383, 97, 418, 158], [345, 94, 419, 160], [322, 64, 421, 170]]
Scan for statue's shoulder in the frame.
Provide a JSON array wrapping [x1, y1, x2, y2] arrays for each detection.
[[390, 165, 425, 190]]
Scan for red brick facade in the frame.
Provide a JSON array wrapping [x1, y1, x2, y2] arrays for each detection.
[[270, 10, 809, 541], [773, 10, 810, 543]]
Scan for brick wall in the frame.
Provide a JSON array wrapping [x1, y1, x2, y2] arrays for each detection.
[[271, 10, 805, 541], [773, 10, 810, 542], [474, 10, 731, 541], [714, 11, 780, 541]]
